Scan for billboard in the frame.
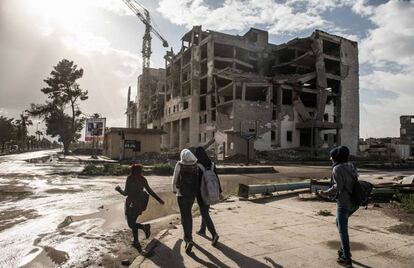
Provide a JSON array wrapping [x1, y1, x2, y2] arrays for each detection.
[[85, 118, 106, 141]]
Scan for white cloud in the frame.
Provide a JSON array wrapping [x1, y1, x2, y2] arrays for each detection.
[[359, 1, 414, 66], [358, 1, 414, 138], [156, 0, 372, 35], [157, 0, 337, 34], [351, 0, 374, 16]]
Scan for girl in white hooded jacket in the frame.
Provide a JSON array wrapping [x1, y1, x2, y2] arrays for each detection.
[[172, 149, 219, 254]]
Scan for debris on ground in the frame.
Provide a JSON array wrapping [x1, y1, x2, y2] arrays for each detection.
[[317, 209, 333, 216], [388, 223, 414, 235], [121, 259, 130, 266]]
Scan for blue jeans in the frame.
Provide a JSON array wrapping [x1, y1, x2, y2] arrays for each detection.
[[336, 206, 358, 259]]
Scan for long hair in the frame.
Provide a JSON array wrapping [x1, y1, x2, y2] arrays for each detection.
[[130, 164, 143, 177], [195, 146, 212, 168]]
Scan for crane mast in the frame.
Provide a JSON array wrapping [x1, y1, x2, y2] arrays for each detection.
[[141, 10, 151, 70]]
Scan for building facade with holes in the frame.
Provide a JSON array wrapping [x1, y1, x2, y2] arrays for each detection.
[[128, 26, 359, 157]]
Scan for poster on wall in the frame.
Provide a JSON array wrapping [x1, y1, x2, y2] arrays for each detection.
[[85, 118, 106, 141]]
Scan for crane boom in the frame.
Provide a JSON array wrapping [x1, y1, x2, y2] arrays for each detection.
[[122, 0, 169, 50]]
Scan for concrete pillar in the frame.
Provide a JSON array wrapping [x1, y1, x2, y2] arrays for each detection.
[[206, 38, 215, 131], [169, 122, 173, 149], [276, 87, 283, 146], [179, 119, 183, 149], [267, 85, 272, 103]]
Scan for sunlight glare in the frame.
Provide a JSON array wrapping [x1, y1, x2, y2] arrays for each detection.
[[26, 0, 90, 29]]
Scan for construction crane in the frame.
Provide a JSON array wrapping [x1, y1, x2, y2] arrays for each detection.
[[121, 0, 169, 127], [122, 0, 168, 69]]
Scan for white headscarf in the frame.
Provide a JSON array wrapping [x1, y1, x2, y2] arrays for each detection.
[[179, 149, 197, 165]]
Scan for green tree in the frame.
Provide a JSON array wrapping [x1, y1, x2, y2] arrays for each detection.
[[15, 112, 32, 151], [0, 116, 16, 152], [28, 59, 88, 154]]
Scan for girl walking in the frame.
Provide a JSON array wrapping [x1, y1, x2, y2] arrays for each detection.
[[116, 164, 164, 250], [194, 146, 220, 244], [172, 149, 219, 254]]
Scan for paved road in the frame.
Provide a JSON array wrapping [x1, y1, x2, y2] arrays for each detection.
[[133, 196, 414, 268]]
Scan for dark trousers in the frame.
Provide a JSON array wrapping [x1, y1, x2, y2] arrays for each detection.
[[178, 195, 195, 242], [196, 195, 217, 237], [178, 194, 217, 242], [127, 210, 144, 242], [336, 206, 358, 259]]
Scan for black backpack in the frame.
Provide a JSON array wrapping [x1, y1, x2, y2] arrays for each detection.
[[333, 165, 373, 208], [350, 179, 373, 208], [177, 163, 200, 197]]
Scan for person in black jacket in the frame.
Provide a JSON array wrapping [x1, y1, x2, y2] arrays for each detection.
[[115, 164, 164, 249], [318, 146, 358, 267], [194, 146, 221, 245]]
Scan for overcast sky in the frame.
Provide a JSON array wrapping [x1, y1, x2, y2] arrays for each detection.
[[0, 0, 413, 139]]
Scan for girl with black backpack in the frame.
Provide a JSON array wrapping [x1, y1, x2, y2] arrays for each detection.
[[172, 149, 219, 254]]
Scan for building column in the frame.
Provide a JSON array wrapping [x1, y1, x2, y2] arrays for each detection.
[[179, 119, 183, 149], [276, 87, 283, 146], [169, 122, 174, 149]]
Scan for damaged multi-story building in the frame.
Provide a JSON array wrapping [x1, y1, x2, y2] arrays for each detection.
[[400, 115, 414, 157], [130, 26, 359, 156], [126, 68, 166, 128]]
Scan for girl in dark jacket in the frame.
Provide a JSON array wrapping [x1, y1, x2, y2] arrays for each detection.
[[115, 164, 164, 249], [194, 147, 221, 243]]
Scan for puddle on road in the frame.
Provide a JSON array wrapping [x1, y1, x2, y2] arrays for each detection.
[[0, 184, 33, 202], [0, 208, 39, 232]]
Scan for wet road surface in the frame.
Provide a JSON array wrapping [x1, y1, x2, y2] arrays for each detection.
[[0, 150, 172, 267]]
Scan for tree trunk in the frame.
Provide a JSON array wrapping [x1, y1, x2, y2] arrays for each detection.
[[63, 141, 70, 155]]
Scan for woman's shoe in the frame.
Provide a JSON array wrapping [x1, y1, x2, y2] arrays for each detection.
[[211, 234, 219, 247], [185, 240, 194, 254], [144, 224, 151, 239], [196, 230, 206, 236], [131, 240, 141, 250], [337, 256, 352, 267]]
